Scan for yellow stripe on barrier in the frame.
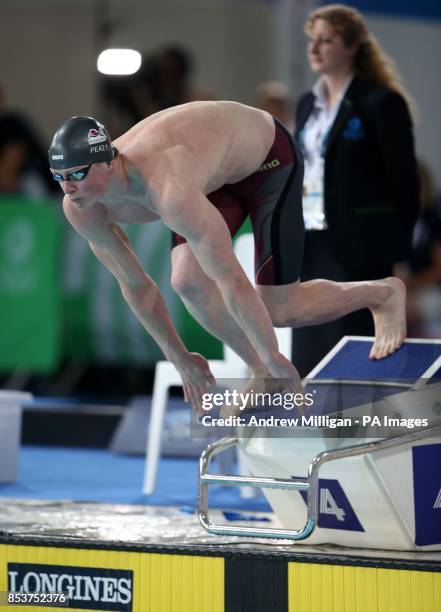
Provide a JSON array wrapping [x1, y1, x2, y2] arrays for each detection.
[[288, 562, 441, 612]]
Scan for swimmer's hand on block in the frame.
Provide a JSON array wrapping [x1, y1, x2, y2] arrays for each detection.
[[267, 352, 305, 395], [177, 352, 216, 416]]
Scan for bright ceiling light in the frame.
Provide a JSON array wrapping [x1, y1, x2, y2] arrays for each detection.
[[97, 49, 142, 75]]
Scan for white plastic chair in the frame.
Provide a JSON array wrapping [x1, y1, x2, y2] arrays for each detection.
[[142, 233, 292, 494]]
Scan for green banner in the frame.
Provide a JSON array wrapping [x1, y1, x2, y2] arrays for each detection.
[[0, 198, 61, 372]]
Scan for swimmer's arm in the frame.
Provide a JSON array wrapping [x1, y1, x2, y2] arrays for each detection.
[[90, 231, 217, 409], [93, 234, 190, 361], [63, 199, 216, 411], [159, 187, 280, 363], [62, 202, 187, 364]]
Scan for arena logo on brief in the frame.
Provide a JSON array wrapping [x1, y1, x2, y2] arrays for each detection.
[[7, 563, 133, 611], [293, 476, 364, 532], [257, 158, 280, 172], [413, 443, 441, 546]]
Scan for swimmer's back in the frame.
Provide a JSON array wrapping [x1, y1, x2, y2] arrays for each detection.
[[114, 101, 276, 192]]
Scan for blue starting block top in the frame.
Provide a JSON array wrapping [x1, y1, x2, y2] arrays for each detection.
[[309, 337, 441, 382], [236, 337, 441, 421], [300, 337, 441, 417]]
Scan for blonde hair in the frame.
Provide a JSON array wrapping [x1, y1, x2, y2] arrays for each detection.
[[305, 4, 414, 113]]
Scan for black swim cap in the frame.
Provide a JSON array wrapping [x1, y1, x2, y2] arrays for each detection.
[[48, 116, 115, 169]]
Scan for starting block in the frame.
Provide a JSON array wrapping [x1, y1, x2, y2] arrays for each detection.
[[198, 337, 441, 550]]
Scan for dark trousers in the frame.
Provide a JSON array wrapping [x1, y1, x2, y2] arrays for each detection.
[[291, 230, 393, 377]]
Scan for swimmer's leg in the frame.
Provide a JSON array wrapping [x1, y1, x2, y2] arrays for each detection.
[[258, 277, 406, 360], [171, 243, 269, 376]]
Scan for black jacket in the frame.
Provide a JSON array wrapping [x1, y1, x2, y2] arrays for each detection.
[[295, 77, 420, 272]]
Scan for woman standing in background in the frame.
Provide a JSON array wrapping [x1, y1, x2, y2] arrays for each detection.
[[292, 4, 420, 376]]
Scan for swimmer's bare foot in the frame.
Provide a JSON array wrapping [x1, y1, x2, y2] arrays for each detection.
[[369, 277, 406, 359]]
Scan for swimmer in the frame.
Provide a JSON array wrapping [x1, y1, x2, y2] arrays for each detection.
[[48, 101, 406, 414]]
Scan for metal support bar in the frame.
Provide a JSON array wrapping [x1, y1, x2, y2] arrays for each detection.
[[198, 437, 316, 540], [198, 425, 441, 541]]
